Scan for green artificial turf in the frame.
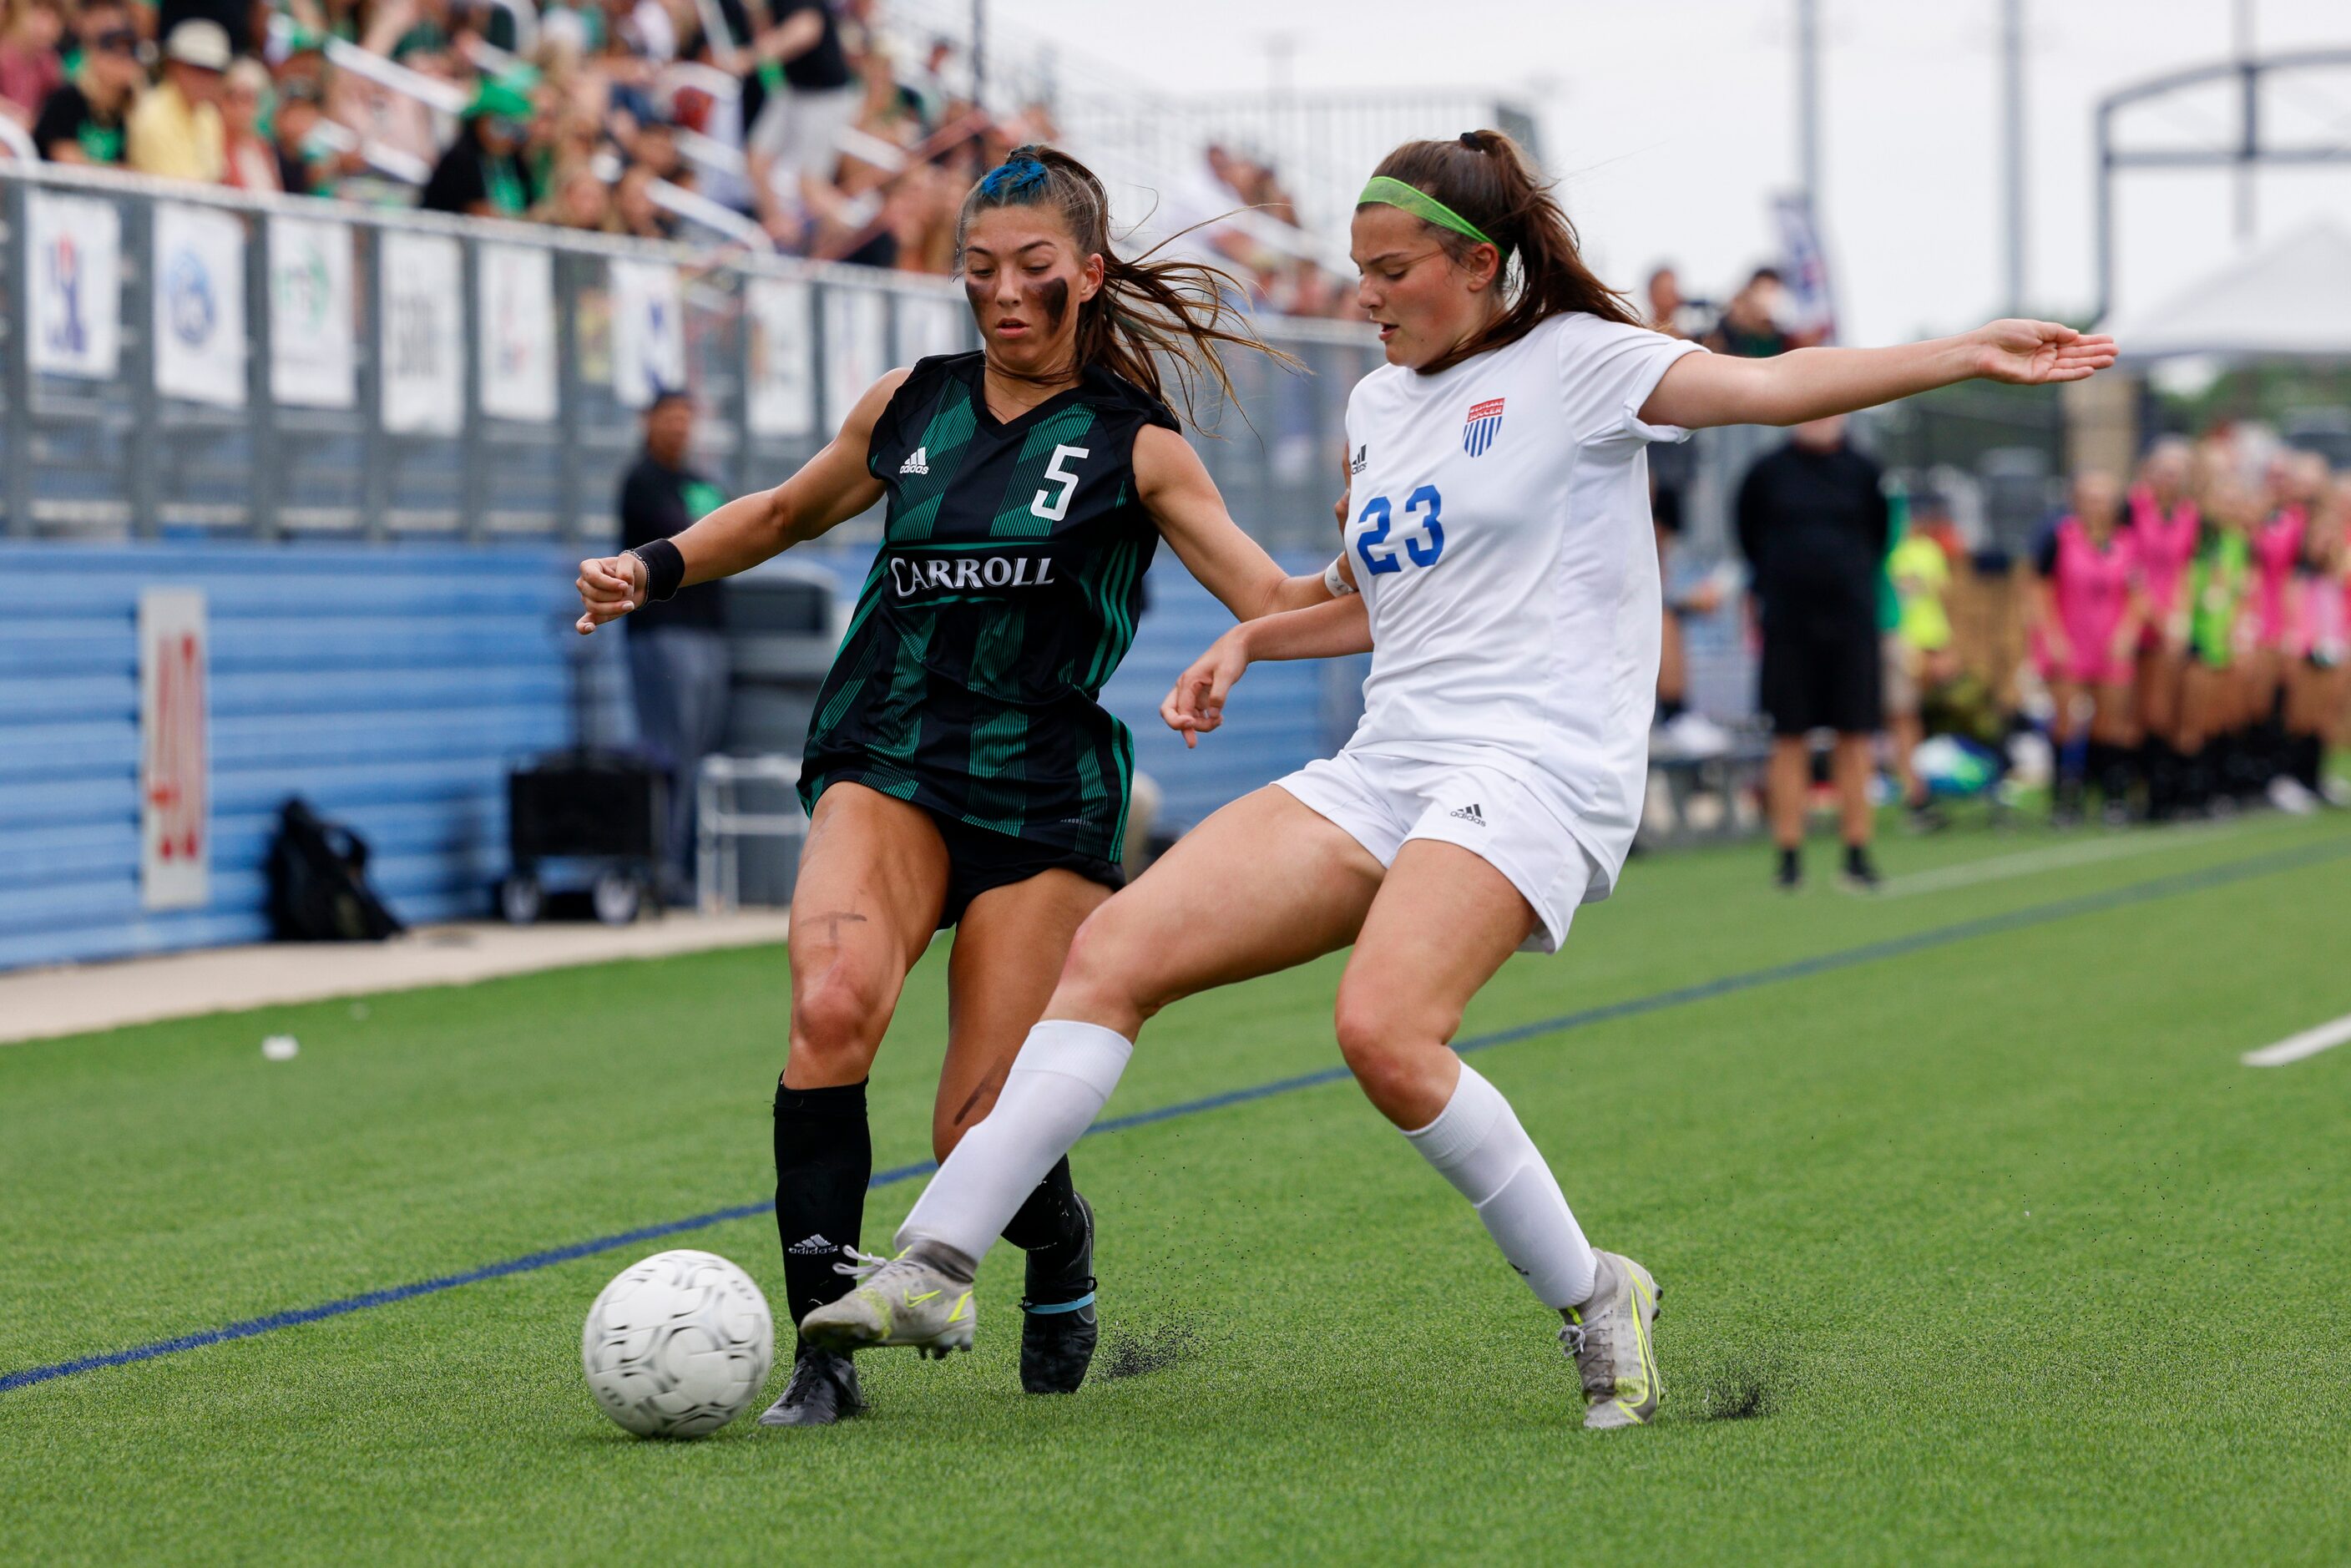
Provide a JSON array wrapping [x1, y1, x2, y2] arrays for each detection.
[[4, 813, 2350, 1565]]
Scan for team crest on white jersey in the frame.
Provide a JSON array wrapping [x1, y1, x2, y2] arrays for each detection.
[[1462, 398, 1504, 458]]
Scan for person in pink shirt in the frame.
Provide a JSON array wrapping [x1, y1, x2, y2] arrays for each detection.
[[2281, 476, 2348, 808], [2126, 438, 2199, 813], [2237, 453, 2322, 793], [2034, 470, 2145, 823]]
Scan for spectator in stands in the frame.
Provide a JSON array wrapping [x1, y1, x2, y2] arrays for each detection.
[[617, 389, 731, 902], [742, 0, 857, 245], [126, 18, 229, 182], [0, 0, 65, 131], [420, 73, 535, 215], [220, 58, 281, 190], [32, 3, 142, 163], [538, 158, 615, 229], [1738, 414, 1892, 892], [271, 83, 364, 195], [612, 159, 675, 238], [1707, 266, 1818, 359]]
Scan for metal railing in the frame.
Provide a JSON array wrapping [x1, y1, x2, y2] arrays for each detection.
[[0, 159, 1385, 552]]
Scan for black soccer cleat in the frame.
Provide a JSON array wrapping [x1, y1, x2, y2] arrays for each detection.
[[756, 1344, 866, 1428], [1019, 1192, 1098, 1394]]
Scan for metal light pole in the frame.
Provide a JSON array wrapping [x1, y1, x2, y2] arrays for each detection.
[[1795, 0, 1821, 210], [970, 0, 986, 109], [2000, 0, 2026, 314], [2233, 0, 2257, 242]]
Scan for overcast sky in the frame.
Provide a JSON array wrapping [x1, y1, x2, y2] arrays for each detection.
[[991, 0, 2351, 345]]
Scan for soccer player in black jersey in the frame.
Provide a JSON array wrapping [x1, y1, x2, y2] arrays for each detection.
[[575, 147, 1337, 1424]]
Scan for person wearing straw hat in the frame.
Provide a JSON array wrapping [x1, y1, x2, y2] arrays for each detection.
[[125, 18, 227, 181]]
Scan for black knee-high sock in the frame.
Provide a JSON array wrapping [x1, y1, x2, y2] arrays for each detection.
[[2291, 732, 2325, 792], [1001, 1156, 1089, 1299], [774, 1080, 871, 1337]]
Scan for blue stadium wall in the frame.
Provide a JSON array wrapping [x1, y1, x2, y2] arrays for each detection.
[[0, 541, 1356, 972]]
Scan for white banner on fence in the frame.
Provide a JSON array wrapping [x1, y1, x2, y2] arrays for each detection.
[[380, 231, 464, 436], [268, 215, 356, 409], [892, 291, 965, 367], [152, 204, 248, 407], [745, 277, 816, 438], [139, 588, 210, 913], [823, 287, 887, 432], [479, 242, 558, 423], [27, 190, 121, 381], [609, 259, 685, 409]]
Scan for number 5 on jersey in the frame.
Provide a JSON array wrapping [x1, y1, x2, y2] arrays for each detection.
[[1032, 444, 1091, 523], [1355, 484, 1444, 575]]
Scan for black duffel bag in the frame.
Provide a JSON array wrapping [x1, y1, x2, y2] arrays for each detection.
[[267, 797, 406, 941]]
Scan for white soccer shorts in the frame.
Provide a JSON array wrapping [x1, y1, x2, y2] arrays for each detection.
[[1273, 749, 1600, 955]]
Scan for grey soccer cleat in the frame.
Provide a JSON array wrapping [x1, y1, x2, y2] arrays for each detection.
[[798, 1244, 977, 1358], [756, 1345, 865, 1428], [1560, 1250, 1662, 1429]]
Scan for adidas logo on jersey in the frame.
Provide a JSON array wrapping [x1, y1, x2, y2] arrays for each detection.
[[786, 1233, 839, 1256], [1449, 803, 1485, 825], [899, 447, 930, 476], [1350, 443, 1368, 476]]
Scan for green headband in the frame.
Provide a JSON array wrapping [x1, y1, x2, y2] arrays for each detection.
[[1358, 175, 1496, 249]]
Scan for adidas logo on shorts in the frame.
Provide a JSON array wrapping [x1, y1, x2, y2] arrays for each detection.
[[786, 1233, 839, 1256], [1449, 803, 1485, 825], [899, 447, 930, 477]]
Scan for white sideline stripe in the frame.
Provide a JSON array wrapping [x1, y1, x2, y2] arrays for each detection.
[[2242, 1012, 2351, 1067], [1883, 824, 2240, 898]]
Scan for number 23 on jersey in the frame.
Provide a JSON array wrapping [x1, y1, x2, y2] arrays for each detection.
[[1354, 484, 1445, 576]]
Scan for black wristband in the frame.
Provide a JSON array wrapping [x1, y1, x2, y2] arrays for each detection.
[[629, 539, 685, 602]]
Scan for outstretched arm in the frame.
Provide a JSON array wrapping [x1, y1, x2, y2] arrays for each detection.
[[576, 372, 904, 632], [1135, 424, 1334, 622], [1161, 594, 1373, 749], [1640, 319, 2117, 432]]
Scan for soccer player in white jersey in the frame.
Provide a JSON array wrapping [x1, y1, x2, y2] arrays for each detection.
[[801, 130, 2116, 1429]]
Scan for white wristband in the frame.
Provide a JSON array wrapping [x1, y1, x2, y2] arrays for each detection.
[[1322, 557, 1357, 597]]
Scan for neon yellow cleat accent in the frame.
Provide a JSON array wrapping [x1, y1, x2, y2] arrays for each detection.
[[1561, 1251, 1662, 1429], [800, 1247, 978, 1358]]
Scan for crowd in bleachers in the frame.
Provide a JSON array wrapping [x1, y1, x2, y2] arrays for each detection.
[[0, 0, 1078, 263]]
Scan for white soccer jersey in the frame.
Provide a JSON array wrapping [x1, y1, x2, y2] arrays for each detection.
[[1339, 311, 1703, 898]]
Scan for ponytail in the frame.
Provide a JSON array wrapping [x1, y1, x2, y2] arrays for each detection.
[[957, 145, 1298, 427], [1364, 129, 1641, 374]]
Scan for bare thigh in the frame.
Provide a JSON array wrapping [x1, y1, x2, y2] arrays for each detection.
[[1333, 838, 1541, 1129], [2091, 682, 2137, 744], [932, 868, 1114, 1159], [781, 782, 949, 1090], [1048, 785, 1387, 1037]]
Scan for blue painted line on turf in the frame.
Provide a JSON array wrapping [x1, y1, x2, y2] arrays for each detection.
[[7, 833, 2344, 1395]]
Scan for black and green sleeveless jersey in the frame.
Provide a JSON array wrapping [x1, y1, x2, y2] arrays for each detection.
[[799, 352, 1177, 860]]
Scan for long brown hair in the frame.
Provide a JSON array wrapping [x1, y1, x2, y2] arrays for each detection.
[[956, 144, 1296, 427], [1366, 129, 1640, 375]]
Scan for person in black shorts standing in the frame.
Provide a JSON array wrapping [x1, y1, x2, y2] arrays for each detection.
[[1737, 414, 1890, 891], [617, 389, 731, 901], [574, 146, 1335, 1424]]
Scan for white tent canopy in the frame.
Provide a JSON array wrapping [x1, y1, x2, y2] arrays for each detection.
[[2103, 222, 2351, 362]]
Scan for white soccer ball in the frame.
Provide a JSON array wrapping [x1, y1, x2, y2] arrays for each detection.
[[582, 1249, 774, 1438]]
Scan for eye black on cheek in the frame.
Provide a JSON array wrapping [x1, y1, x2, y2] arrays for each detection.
[[1030, 276, 1069, 331]]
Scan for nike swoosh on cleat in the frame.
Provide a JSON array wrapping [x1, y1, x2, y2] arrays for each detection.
[[907, 1290, 941, 1305]]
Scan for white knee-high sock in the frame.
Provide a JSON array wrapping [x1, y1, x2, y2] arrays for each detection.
[[896, 1019, 1134, 1263], [1403, 1064, 1596, 1309]]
